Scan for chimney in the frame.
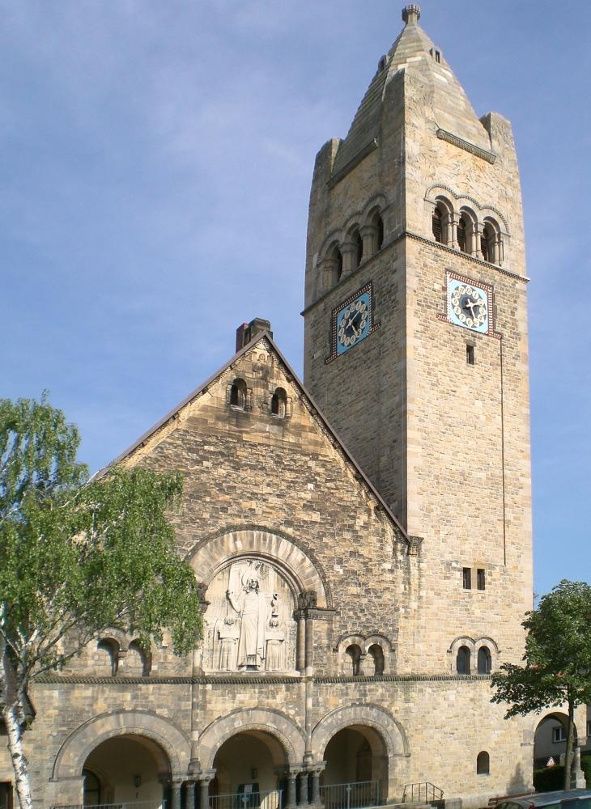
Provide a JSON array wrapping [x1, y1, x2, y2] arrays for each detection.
[[235, 318, 273, 352]]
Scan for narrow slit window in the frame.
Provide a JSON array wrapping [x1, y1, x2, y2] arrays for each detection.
[[477, 568, 486, 590], [466, 344, 475, 365], [462, 567, 472, 590]]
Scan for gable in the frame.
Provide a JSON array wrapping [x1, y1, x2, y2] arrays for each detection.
[[101, 334, 409, 548]]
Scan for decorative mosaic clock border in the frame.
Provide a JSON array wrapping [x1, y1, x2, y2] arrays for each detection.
[[437, 270, 502, 340], [325, 281, 379, 364]]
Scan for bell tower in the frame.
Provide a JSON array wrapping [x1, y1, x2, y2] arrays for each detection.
[[302, 5, 532, 669]]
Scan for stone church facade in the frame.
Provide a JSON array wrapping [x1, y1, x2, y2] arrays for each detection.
[[1, 6, 583, 809]]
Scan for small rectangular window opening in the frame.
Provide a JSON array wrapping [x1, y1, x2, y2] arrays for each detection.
[[477, 569, 486, 591], [466, 344, 475, 365], [462, 567, 472, 590], [435, 50, 441, 63]]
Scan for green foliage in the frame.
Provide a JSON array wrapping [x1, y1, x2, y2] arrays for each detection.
[[0, 395, 202, 684], [491, 580, 591, 716], [534, 765, 565, 792], [491, 580, 591, 791], [581, 754, 591, 787]]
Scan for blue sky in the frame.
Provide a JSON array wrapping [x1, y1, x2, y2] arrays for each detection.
[[2, 1, 589, 598]]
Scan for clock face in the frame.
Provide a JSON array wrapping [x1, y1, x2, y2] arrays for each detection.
[[448, 279, 489, 334], [336, 292, 371, 354]]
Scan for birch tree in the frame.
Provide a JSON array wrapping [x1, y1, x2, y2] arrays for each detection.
[[0, 396, 202, 809]]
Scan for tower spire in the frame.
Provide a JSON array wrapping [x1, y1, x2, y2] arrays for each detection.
[[402, 4, 421, 26]]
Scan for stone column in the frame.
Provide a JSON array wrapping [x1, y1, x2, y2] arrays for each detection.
[[186, 780, 197, 809], [311, 764, 325, 806], [171, 780, 184, 809], [360, 225, 376, 260], [197, 770, 216, 809], [448, 214, 458, 249], [319, 257, 338, 293], [357, 653, 367, 676], [305, 617, 314, 675], [286, 768, 301, 809], [473, 223, 483, 259], [340, 241, 356, 274], [298, 771, 310, 806], [296, 615, 306, 673]]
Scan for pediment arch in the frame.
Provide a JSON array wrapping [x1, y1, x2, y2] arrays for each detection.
[[187, 527, 331, 608]]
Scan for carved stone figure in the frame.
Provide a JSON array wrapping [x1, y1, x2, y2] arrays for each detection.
[[203, 559, 295, 672]]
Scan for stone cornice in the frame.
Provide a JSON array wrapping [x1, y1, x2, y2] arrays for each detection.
[[436, 128, 496, 164], [36, 672, 492, 686]]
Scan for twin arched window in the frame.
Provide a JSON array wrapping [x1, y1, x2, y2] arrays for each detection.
[[345, 642, 386, 676], [455, 643, 493, 675], [229, 380, 288, 418]]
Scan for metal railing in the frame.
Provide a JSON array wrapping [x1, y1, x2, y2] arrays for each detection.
[[209, 790, 282, 809], [402, 782, 444, 805], [319, 780, 381, 809], [52, 803, 164, 809]]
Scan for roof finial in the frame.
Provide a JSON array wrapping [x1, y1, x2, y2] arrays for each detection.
[[402, 4, 421, 26]]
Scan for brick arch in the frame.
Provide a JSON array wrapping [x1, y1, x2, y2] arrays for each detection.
[[52, 709, 190, 780], [198, 708, 306, 770], [311, 704, 409, 760], [187, 527, 331, 607]]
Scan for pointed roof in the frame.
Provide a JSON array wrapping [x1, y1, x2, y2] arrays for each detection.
[[332, 4, 491, 178], [95, 331, 411, 546]]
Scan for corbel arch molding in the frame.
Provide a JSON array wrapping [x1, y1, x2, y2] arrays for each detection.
[[318, 228, 345, 262], [311, 704, 409, 761], [361, 193, 388, 225], [186, 526, 332, 608], [198, 707, 306, 770], [425, 184, 510, 234], [52, 709, 190, 781], [333, 631, 394, 654]]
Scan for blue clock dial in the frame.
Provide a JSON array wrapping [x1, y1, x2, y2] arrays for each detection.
[[336, 292, 371, 354], [448, 279, 489, 334]]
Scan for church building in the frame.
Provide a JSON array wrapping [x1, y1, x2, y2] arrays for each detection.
[[2, 6, 583, 809]]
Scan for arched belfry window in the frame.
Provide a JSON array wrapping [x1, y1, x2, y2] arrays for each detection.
[[456, 645, 470, 674], [230, 378, 248, 409], [373, 212, 384, 251], [354, 229, 363, 266], [97, 638, 119, 676], [477, 751, 490, 775], [432, 206, 443, 243], [346, 644, 362, 676], [271, 387, 287, 418], [482, 218, 502, 265], [457, 214, 468, 253], [368, 644, 385, 676], [333, 245, 343, 282], [477, 646, 492, 674]]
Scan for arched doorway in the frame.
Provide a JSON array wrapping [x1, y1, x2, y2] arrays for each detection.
[[322, 726, 387, 808], [533, 712, 584, 790], [82, 734, 171, 806], [210, 730, 288, 809]]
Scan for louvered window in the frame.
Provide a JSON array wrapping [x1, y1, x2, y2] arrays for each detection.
[[432, 208, 442, 242], [457, 216, 467, 252]]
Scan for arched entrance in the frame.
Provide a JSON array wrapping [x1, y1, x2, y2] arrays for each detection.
[[82, 734, 171, 806], [533, 712, 584, 790], [210, 731, 288, 809], [322, 726, 387, 808]]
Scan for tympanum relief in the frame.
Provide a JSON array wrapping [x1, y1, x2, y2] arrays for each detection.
[[203, 559, 296, 672]]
